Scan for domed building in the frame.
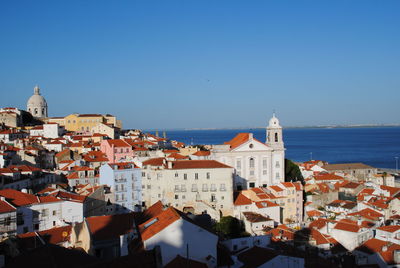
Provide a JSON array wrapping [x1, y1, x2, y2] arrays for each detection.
[[27, 85, 48, 118]]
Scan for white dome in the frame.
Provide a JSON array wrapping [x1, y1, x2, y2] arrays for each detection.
[[27, 94, 47, 107], [268, 113, 280, 127], [27, 86, 48, 117]]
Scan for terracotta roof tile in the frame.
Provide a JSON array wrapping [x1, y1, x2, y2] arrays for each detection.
[[139, 207, 181, 241], [0, 189, 38, 207], [234, 193, 252, 206], [86, 213, 136, 241], [170, 160, 231, 169], [0, 200, 16, 213]]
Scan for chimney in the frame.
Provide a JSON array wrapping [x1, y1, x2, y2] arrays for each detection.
[[0, 196, 5, 201], [167, 161, 172, 169], [21, 189, 28, 193], [382, 245, 388, 252], [249, 133, 253, 139]]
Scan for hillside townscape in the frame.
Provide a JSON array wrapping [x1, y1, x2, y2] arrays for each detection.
[[0, 87, 398, 267]]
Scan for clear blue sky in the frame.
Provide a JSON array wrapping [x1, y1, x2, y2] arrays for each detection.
[[0, 1, 399, 129]]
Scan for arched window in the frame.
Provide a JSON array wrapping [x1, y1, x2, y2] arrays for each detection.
[[42, 108, 45, 115], [275, 133, 278, 142], [34, 108, 38, 115], [249, 158, 255, 168]]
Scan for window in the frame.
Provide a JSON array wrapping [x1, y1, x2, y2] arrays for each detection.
[[263, 170, 267, 175], [249, 144, 254, 148], [221, 196, 224, 200], [147, 185, 151, 189], [249, 182, 255, 188], [182, 195, 186, 199], [184, 174, 187, 180], [191, 184, 198, 192], [249, 158, 255, 168], [195, 173, 198, 180], [175, 195, 179, 199], [53, 221, 56, 226], [52, 210, 56, 216], [202, 184, 208, 192], [42, 209, 49, 217], [210, 184, 216, 191], [116, 194, 119, 201], [211, 194, 216, 202], [275, 133, 278, 142], [142, 172, 146, 177], [276, 161, 280, 168], [236, 159, 241, 169], [181, 184, 186, 192], [175, 172, 178, 178], [276, 172, 280, 179], [263, 158, 267, 168], [220, 183, 226, 191], [250, 170, 254, 176], [175, 185, 180, 192], [206, 172, 210, 179], [34, 224, 39, 230]]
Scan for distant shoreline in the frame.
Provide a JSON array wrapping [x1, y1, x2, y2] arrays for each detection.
[[142, 124, 400, 132]]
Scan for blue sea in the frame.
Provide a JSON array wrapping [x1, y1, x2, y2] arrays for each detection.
[[156, 127, 400, 169]]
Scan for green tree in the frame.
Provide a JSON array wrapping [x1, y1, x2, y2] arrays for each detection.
[[214, 216, 243, 239], [285, 158, 304, 184]]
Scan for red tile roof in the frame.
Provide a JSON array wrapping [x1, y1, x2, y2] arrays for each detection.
[[49, 191, 86, 203], [106, 139, 130, 148], [139, 207, 181, 241], [170, 160, 231, 169], [224, 133, 250, 149], [234, 193, 252, 206], [243, 212, 271, 223], [142, 158, 165, 167], [86, 213, 136, 241], [334, 219, 360, 233], [0, 200, 16, 213], [269, 185, 283, 192], [83, 151, 108, 162], [314, 173, 344, 181], [0, 189, 38, 207], [357, 238, 400, 265], [307, 210, 324, 217], [167, 153, 189, 160], [348, 208, 383, 221], [255, 200, 279, 208], [192, 151, 211, 156], [377, 225, 400, 233]]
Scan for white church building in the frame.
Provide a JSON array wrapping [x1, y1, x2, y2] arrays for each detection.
[[210, 114, 285, 190], [27, 85, 48, 118]]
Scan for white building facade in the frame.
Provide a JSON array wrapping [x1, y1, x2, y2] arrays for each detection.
[[210, 114, 285, 190], [99, 162, 142, 213]]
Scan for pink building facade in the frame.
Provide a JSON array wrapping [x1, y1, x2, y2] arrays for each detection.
[[100, 139, 134, 163]]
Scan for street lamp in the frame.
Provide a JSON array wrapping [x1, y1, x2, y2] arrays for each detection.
[[310, 152, 313, 161], [395, 157, 399, 173]]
